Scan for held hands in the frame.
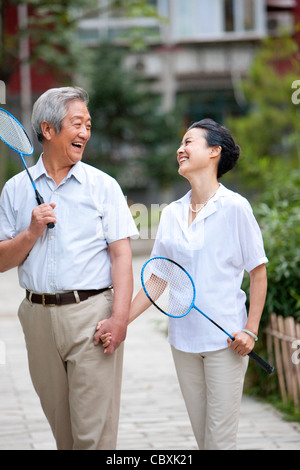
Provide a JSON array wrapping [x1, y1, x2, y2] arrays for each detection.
[[227, 331, 256, 356], [94, 318, 125, 355]]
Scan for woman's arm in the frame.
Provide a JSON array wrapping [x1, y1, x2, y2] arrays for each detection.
[[228, 263, 267, 356], [128, 287, 152, 324]]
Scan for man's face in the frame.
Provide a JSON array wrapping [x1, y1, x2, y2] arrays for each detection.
[[49, 99, 91, 166]]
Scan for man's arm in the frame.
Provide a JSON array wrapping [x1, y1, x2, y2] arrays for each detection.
[[0, 203, 56, 272], [94, 237, 133, 354]]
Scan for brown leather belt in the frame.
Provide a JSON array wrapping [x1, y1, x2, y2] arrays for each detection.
[[26, 288, 112, 307]]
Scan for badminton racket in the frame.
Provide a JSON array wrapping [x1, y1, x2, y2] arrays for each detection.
[[0, 108, 54, 229], [141, 257, 274, 374]]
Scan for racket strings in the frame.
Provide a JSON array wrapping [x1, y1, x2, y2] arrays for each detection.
[[0, 110, 32, 154], [142, 258, 194, 317]]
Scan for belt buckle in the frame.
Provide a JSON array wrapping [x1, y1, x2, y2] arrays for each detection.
[[42, 293, 56, 307]]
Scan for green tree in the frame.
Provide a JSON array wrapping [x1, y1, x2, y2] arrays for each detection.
[[227, 36, 300, 406], [226, 34, 300, 194], [241, 166, 300, 324], [1, 0, 94, 83], [85, 43, 182, 191], [0, 0, 161, 188], [1, 0, 159, 83], [226, 35, 300, 323]]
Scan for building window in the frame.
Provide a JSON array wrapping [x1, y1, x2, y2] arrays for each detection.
[[225, 0, 235, 32], [243, 0, 255, 31], [77, 0, 266, 46], [170, 0, 265, 42]]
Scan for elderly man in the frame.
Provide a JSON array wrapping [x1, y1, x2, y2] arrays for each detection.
[[0, 87, 138, 450]]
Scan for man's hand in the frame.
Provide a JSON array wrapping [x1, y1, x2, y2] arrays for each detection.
[[28, 203, 56, 238], [0, 203, 57, 273]]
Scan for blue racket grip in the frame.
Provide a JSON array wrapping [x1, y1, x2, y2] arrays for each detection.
[[35, 191, 55, 229]]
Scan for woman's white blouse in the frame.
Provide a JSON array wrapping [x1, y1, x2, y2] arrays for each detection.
[[151, 184, 268, 353]]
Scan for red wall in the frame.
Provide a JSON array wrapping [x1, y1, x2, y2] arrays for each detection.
[[4, 5, 60, 96]]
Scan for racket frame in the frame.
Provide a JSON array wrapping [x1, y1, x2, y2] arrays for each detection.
[[141, 256, 275, 374], [141, 256, 195, 318], [0, 109, 33, 155], [0, 108, 54, 229]]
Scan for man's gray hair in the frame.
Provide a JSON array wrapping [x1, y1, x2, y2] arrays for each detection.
[[31, 87, 89, 142]]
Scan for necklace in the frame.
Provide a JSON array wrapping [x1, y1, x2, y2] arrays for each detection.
[[190, 185, 220, 214]]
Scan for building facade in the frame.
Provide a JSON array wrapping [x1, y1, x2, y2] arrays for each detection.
[[77, 0, 299, 122], [0, 0, 299, 192], [1, 1, 299, 122]]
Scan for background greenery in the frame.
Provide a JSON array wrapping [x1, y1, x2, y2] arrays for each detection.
[[225, 35, 300, 415], [226, 34, 300, 326], [85, 43, 182, 191]]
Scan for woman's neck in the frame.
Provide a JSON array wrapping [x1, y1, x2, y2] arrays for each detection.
[[188, 178, 220, 227], [189, 177, 220, 205]]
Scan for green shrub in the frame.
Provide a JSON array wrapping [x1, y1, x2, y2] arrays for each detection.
[[254, 168, 300, 322], [256, 200, 300, 323]]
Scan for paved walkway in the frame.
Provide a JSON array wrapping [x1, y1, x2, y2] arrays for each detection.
[[0, 256, 300, 450]]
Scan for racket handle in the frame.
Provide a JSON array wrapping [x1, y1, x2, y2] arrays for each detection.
[[248, 350, 275, 374], [35, 191, 55, 229]]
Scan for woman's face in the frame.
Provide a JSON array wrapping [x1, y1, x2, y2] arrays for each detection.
[[177, 128, 214, 178]]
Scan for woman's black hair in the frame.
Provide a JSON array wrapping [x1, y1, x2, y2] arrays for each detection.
[[188, 118, 241, 178]]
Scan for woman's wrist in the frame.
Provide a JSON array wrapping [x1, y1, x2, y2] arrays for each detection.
[[241, 329, 258, 341]]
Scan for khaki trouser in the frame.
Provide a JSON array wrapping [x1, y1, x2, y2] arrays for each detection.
[[18, 290, 123, 450], [171, 346, 249, 450]]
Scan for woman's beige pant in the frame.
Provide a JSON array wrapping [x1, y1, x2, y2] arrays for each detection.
[[18, 290, 123, 450], [171, 346, 249, 450]]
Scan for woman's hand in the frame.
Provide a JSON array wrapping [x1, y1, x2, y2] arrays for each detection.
[[227, 331, 255, 357], [94, 319, 112, 353]]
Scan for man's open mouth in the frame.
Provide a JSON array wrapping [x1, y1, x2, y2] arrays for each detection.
[[72, 142, 84, 149]]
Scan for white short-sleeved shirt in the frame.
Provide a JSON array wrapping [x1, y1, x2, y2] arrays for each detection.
[[151, 184, 268, 353], [0, 156, 138, 293]]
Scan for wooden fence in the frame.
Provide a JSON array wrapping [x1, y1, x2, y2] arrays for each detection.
[[265, 313, 300, 409]]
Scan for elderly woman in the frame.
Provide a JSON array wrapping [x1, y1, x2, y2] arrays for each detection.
[[100, 119, 268, 450]]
